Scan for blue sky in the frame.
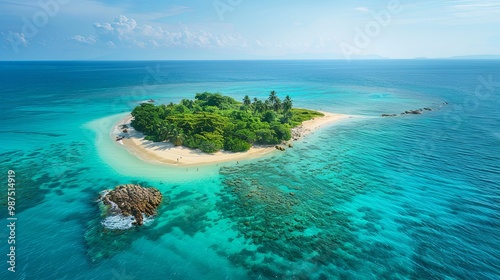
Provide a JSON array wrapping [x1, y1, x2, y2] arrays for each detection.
[[1, 0, 499, 60]]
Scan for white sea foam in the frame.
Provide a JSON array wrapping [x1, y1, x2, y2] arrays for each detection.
[[99, 189, 110, 196], [101, 213, 155, 230], [101, 214, 136, 230], [112, 125, 122, 135]]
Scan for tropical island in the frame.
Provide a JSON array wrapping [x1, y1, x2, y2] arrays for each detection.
[[130, 91, 322, 153], [114, 91, 350, 166]]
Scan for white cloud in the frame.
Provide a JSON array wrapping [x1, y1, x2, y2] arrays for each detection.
[[397, 1, 500, 25], [447, 0, 500, 18], [2, 31, 28, 48], [86, 15, 247, 49], [449, 0, 500, 9], [106, 41, 116, 48], [94, 15, 138, 41], [354, 7, 370, 13], [71, 35, 96, 45]]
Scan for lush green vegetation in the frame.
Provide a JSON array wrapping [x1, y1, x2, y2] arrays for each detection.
[[131, 91, 323, 153]]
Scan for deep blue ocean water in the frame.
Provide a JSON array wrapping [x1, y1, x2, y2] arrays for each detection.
[[0, 60, 499, 279]]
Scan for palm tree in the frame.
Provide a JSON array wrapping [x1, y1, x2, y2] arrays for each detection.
[[264, 100, 271, 111], [157, 121, 172, 141], [273, 97, 282, 112], [170, 128, 184, 146], [251, 97, 258, 111], [268, 90, 278, 106], [181, 99, 194, 109], [243, 95, 251, 107], [254, 100, 264, 113], [283, 95, 293, 112], [281, 110, 293, 124]]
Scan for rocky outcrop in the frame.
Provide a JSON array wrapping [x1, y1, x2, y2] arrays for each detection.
[[100, 184, 162, 226], [382, 103, 447, 117], [275, 145, 286, 151], [404, 109, 422, 115], [291, 125, 311, 140]]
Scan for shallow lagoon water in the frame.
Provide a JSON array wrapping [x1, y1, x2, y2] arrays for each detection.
[[0, 60, 499, 279]]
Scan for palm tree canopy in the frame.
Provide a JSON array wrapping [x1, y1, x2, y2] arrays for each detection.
[[243, 95, 251, 106], [268, 90, 278, 105], [283, 95, 293, 112]]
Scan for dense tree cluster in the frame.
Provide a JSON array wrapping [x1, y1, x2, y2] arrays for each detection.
[[131, 91, 323, 153]]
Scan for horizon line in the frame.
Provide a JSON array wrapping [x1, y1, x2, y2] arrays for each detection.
[[2, 57, 500, 62]]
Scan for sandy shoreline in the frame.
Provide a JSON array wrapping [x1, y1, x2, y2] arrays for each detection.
[[112, 112, 350, 167]]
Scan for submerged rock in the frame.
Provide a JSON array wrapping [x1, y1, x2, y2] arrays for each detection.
[[404, 110, 422, 115], [384, 105, 439, 118], [99, 184, 162, 226]]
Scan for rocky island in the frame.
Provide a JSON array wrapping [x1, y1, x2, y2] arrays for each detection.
[[99, 184, 163, 226]]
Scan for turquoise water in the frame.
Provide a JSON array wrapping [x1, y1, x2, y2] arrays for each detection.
[[0, 60, 499, 279]]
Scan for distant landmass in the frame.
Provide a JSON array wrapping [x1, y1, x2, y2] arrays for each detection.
[[448, 55, 500, 60]]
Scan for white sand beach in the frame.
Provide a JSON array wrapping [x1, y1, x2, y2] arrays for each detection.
[[113, 112, 350, 167]]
